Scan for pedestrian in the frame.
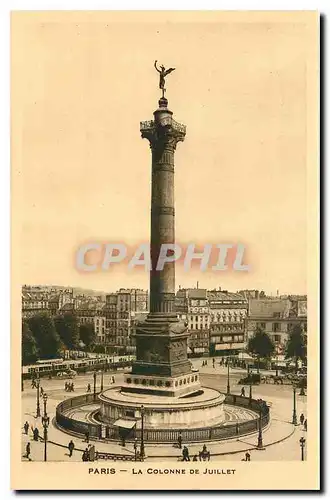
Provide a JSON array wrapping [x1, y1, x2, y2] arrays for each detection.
[[304, 419, 307, 431], [71, 382, 75, 392], [25, 442, 31, 460], [192, 455, 198, 462], [87, 383, 91, 393], [300, 413, 305, 425], [82, 448, 89, 461], [31, 379, 36, 389], [85, 431, 90, 443], [68, 439, 75, 457], [245, 452, 251, 461], [40, 387, 44, 396], [178, 431, 182, 449], [241, 387, 246, 397], [65, 382, 68, 391], [33, 427, 39, 441], [182, 446, 190, 461], [112, 376, 115, 384], [24, 421, 29, 435]]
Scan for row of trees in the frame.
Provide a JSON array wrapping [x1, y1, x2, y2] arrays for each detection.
[[247, 324, 307, 372], [22, 313, 96, 365]]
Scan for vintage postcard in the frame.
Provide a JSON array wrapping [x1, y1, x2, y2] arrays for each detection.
[[11, 11, 319, 491]]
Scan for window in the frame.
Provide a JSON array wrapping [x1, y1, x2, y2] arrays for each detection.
[[274, 334, 281, 343], [272, 323, 281, 332]]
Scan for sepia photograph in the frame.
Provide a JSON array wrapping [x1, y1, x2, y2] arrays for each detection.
[[11, 10, 319, 491]]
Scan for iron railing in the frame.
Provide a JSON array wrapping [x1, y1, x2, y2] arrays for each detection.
[[55, 392, 269, 444]]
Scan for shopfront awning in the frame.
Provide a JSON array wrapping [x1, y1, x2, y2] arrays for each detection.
[[113, 419, 137, 430]]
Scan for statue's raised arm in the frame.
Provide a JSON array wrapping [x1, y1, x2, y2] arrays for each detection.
[[154, 60, 161, 73]]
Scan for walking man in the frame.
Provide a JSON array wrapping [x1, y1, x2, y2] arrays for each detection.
[[300, 413, 305, 425], [87, 383, 91, 393], [85, 431, 90, 444], [304, 419, 307, 431], [241, 387, 246, 397], [178, 431, 182, 449], [25, 442, 31, 460], [24, 421, 29, 435], [182, 446, 190, 462], [68, 439, 75, 457]]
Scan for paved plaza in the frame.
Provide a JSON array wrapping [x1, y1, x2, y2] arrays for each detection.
[[21, 357, 308, 463]]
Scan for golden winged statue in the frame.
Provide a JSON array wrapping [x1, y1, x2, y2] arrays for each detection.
[[154, 60, 176, 97]]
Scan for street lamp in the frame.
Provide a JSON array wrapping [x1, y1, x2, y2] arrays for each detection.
[[257, 405, 264, 450], [134, 437, 138, 461], [226, 356, 231, 395], [93, 371, 97, 399], [140, 405, 145, 460], [292, 384, 298, 425], [42, 393, 50, 462], [101, 370, 104, 392], [35, 376, 41, 418], [300, 436, 306, 461]]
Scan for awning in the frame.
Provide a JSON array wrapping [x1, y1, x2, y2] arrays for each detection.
[[113, 419, 136, 430]]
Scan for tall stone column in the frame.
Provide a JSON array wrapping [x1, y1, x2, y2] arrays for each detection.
[[126, 95, 198, 390], [141, 96, 186, 315]]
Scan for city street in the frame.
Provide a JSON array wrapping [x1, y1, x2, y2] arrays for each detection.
[[21, 357, 308, 463]]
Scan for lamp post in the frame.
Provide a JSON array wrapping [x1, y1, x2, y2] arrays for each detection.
[[300, 436, 306, 461], [93, 371, 97, 399], [134, 438, 138, 461], [140, 405, 145, 460], [275, 346, 279, 377], [257, 405, 264, 450], [249, 383, 252, 405], [42, 393, 50, 462], [226, 356, 231, 395], [35, 376, 41, 418], [292, 384, 298, 425], [101, 370, 104, 392]]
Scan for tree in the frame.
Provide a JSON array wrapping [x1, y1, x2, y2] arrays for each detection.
[[54, 313, 80, 350], [247, 326, 275, 373], [285, 324, 307, 373], [79, 323, 96, 350], [28, 313, 61, 359], [22, 321, 39, 365]]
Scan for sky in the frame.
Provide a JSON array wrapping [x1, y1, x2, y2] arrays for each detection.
[[12, 12, 312, 296]]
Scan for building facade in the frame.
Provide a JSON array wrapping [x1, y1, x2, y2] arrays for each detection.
[[208, 290, 248, 356], [175, 288, 210, 356], [245, 296, 307, 355]]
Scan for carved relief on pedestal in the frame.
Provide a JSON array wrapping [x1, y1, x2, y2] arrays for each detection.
[[169, 340, 188, 362]]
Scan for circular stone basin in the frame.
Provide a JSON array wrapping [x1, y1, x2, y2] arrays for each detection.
[[98, 386, 225, 429]]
